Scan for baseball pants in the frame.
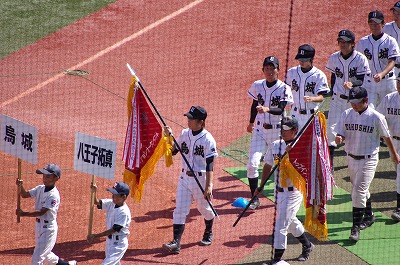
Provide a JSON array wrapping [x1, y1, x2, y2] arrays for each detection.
[[347, 153, 378, 208], [394, 139, 400, 194], [32, 221, 59, 265], [327, 94, 351, 147], [103, 235, 128, 265], [273, 189, 305, 250], [247, 126, 280, 179], [364, 76, 396, 109], [173, 173, 214, 224]]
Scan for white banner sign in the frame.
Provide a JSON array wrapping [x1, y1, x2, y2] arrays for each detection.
[[0, 114, 38, 164], [74, 132, 117, 180]]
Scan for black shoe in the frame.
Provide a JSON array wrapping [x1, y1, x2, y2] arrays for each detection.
[[162, 240, 180, 254], [298, 242, 314, 261], [249, 196, 260, 210], [349, 226, 360, 242], [360, 215, 375, 230], [200, 231, 213, 246]]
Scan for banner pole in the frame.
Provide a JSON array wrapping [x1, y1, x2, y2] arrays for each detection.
[[17, 158, 22, 223], [126, 64, 219, 219], [88, 175, 96, 236]]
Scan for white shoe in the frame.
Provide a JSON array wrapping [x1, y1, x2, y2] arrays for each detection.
[[68, 261, 77, 265]]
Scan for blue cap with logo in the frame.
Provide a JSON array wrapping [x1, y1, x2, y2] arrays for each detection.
[[106, 182, 130, 196], [36, 164, 61, 178], [348, 86, 368, 104]]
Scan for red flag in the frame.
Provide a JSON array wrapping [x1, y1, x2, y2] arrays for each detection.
[[123, 78, 172, 201]]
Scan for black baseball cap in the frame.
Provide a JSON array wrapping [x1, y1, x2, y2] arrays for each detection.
[[263, 56, 279, 69], [184, 106, 207, 120], [368, 10, 384, 24], [391, 2, 400, 13], [295, 44, 315, 60], [107, 182, 130, 196], [36, 164, 61, 178], [337, 30, 355, 43], [348, 86, 368, 104], [281, 116, 299, 130]]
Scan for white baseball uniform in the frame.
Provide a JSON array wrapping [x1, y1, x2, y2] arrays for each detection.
[[264, 139, 305, 249], [383, 21, 400, 78], [99, 198, 131, 265], [173, 128, 217, 224], [334, 106, 391, 208], [286, 65, 330, 129], [356, 33, 400, 108], [29, 185, 60, 265], [325, 50, 371, 146], [377, 91, 400, 193], [247, 79, 294, 179]]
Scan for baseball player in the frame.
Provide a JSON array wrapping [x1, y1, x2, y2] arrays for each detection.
[[255, 116, 314, 264], [162, 106, 217, 254], [246, 56, 294, 210], [356, 10, 400, 108], [326, 29, 371, 166], [335, 86, 400, 242], [286, 44, 330, 129], [383, 2, 400, 79], [16, 164, 77, 265], [87, 182, 131, 264], [376, 77, 400, 222]]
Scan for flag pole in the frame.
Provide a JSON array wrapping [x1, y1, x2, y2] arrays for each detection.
[[126, 64, 219, 220], [233, 109, 321, 227], [17, 158, 22, 223], [88, 175, 96, 236]]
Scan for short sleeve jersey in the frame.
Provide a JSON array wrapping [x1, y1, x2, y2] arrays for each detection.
[[101, 198, 131, 236], [383, 22, 400, 64], [334, 107, 391, 156], [264, 139, 295, 187], [178, 128, 218, 172], [29, 185, 60, 222], [355, 33, 400, 77], [285, 66, 330, 111], [325, 50, 371, 95], [247, 79, 294, 125], [376, 91, 400, 137]]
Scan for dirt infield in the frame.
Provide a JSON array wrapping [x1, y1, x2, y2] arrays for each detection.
[[0, 0, 394, 264]]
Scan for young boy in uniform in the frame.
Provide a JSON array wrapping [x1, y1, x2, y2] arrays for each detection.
[[16, 163, 77, 265], [87, 181, 131, 264]]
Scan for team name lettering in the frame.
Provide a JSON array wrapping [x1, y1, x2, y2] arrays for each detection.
[[344, 123, 374, 133], [387, 108, 400, 116]]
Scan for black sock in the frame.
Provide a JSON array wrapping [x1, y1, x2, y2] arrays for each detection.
[[204, 218, 214, 232], [296, 233, 311, 248], [273, 248, 285, 261], [173, 224, 185, 244], [329, 146, 335, 167], [397, 193, 400, 209], [353, 207, 364, 227], [57, 259, 69, 265], [365, 199, 373, 217], [248, 178, 258, 197]]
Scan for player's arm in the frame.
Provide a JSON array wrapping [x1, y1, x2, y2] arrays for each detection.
[[15, 179, 30, 198], [247, 100, 258, 132], [374, 59, 395, 82], [204, 156, 215, 200], [258, 101, 287, 115], [87, 226, 121, 243], [383, 136, 400, 164], [254, 162, 273, 195], [16, 207, 49, 218]]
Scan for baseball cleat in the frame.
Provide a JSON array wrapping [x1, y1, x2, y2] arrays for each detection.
[[349, 226, 360, 242], [68, 261, 77, 265], [200, 231, 213, 246], [391, 208, 400, 222], [249, 197, 260, 210], [162, 240, 180, 254], [359, 214, 375, 230], [298, 242, 314, 261]]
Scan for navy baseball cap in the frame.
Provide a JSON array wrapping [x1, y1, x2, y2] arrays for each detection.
[[348, 86, 368, 104], [368, 10, 384, 24], [337, 30, 355, 43], [107, 182, 130, 196], [263, 56, 279, 69], [281, 116, 299, 130], [391, 2, 400, 13], [36, 164, 61, 178], [184, 106, 207, 120], [295, 44, 315, 60]]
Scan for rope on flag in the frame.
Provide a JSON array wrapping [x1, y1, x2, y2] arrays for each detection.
[[123, 76, 173, 202]]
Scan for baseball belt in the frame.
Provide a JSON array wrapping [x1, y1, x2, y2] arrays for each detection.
[[182, 169, 203, 177], [299, 109, 315, 115], [108, 235, 119, 240], [393, 136, 400, 140], [395, 64, 400, 68], [256, 121, 281, 129], [333, 93, 348, 100], [347, 153, 372, 160], [36, 218, 49, 223], [367, 72, 394, 79], [276, 186, 294, 192]]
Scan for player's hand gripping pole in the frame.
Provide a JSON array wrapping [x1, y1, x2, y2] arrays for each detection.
[[88, 175, 96, 236], [16, 158, 22, 223], [126, 64, 219, 220], [233, 110, 319, 227]]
